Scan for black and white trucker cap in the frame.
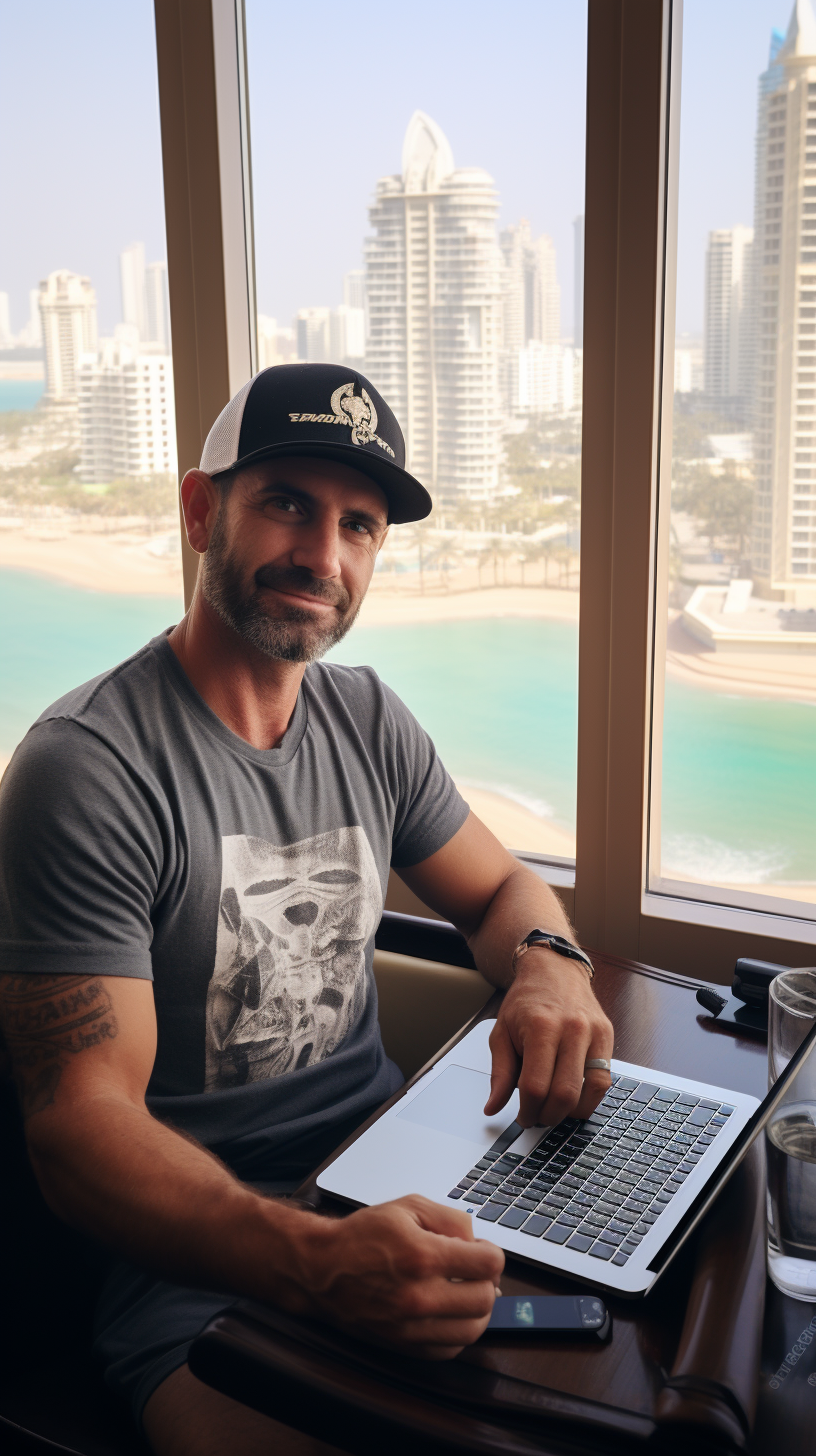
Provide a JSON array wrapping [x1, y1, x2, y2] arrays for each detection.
[[200, 362, 432, 524]]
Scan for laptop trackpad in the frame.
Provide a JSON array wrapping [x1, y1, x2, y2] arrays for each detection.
[[397, 1064, 509, 1144]]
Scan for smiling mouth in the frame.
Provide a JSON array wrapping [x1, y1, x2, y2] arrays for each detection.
[[262, 585, 338, 611]]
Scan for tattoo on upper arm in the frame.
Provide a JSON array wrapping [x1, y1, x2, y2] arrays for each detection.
[[0, 974, 119, 1120]]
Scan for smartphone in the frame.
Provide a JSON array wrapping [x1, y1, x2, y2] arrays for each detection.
[[485, 1294, 611, 1341]]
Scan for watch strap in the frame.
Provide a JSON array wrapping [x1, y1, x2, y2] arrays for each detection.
[[513, 930, 594, 980]]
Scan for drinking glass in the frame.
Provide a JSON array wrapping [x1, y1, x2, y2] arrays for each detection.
[[766, 969, 816, 1300]]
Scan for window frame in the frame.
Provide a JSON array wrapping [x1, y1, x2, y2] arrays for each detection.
[[154, 0, 814, 982]]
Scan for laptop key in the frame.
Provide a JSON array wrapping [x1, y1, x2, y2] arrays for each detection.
[[498, 1207, 530, 1229], [612, 1252, 630, 1265], [557, 1212, 583, 1228], [567, 1234, 594, 1252], [466, 1191, 489, 1204], [608, 1218, 632, 1235], [590, 1241, 616, 1259], [521, 1213, 552, 1236], [491, 1193, 515, 1206], [543, 1223, 572, 1244], [448, 1188, 464, 1198], [514, 1197, 538, 1211], [477, 1202, 506, 1222]]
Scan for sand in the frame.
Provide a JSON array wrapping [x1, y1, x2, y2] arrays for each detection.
[[0, 523, 184, 598]]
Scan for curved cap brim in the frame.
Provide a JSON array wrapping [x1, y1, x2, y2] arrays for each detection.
[[217, 440, 432, 524]]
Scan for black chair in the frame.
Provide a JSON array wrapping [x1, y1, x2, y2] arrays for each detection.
[[0, 1079, 145, 1455]]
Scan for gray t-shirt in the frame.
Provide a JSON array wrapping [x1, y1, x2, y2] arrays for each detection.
[[0, 632, 469, 1181]]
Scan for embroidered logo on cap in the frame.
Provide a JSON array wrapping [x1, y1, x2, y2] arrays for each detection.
[[289, 383, 395, 458]]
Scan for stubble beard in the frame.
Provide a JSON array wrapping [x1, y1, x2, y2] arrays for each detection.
[[199, 511, 361, 664]]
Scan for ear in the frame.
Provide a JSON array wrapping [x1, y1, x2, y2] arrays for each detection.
[[180, 470, 221, 554]]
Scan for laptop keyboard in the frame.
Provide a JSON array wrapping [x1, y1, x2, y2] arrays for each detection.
[[447, 1073, 734, 1266]]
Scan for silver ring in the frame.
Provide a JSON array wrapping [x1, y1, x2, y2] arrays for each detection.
[[584, 1058, 611, 1072]]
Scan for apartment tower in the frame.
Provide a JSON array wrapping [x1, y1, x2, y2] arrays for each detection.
[[364, 112, 503, 503], [703, 225, 754, 409], [39, 270, 97, 403], [752, 0, 816, 598]]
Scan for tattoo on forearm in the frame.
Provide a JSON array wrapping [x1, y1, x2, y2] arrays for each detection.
[[0, 974, 118, 1119]]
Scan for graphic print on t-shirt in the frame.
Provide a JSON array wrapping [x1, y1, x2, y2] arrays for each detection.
[[205, 828, 381, 1090]]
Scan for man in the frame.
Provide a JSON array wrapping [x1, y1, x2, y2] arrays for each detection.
[[0, 364, 613, 1456]]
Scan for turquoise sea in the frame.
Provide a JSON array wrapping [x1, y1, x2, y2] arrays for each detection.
[[1, 568, 814, 884], [0, 379, 44, 411]]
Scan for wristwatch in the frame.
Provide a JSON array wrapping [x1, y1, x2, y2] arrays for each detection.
[[512, 929, 594, 981]]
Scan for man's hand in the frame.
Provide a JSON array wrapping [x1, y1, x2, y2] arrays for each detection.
[[484, 950, 613, 1127], [294, 1195, 504, 1359]]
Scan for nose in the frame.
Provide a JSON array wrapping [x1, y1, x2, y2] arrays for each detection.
[[289, 514, 342, 581]]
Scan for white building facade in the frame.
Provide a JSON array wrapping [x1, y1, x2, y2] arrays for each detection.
[[79, 337, 176, 482], [752, 0, 816, 598], [364, 111, 503, 503], [703, 225, 754, 404], [39, 270, 97, 402]]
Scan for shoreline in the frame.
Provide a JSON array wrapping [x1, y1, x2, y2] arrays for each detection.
[[1, 530, 816, 702]]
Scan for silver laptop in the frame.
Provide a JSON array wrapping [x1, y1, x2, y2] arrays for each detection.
[[318, 1016, 816, 1296]]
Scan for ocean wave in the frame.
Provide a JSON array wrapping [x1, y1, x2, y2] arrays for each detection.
[[662, 833, 789, 885], [457, 779, 557, 822]]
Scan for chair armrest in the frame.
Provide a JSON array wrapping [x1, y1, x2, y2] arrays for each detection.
[[372, 950, 492, 1078]]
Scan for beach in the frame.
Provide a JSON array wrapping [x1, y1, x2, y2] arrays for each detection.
[[1, 524, 815, 906]]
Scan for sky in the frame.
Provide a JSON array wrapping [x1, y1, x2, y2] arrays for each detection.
[[0, 0, 800, 339]]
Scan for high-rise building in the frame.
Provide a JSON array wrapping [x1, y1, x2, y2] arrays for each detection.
[[752, 0, 816, 598], [703, 226, 754, 405], [79, 335, 176, 482], [500, 219, 562, 415], [144, 261, 171, 349], [330, 305, 365, 362], [39, 270, 97, 402], [574, 215, 584, 348], [343, 270, 365, 310], [18, 290, 43, 349], [296, 307, 331, 361], [512, 342, 580, 415], [120, 243, 146, 338], [0, 293, 12, 348], [500, 220, 561, 354], [257, 316, 296, 370], [364, 111, 503, 502]]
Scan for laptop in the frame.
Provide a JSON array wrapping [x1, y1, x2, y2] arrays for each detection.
[[317, 1016, 816, 1296]]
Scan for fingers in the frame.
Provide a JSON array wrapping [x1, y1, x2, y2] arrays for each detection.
[[407, 1195, 477, 1240], [574, 1067, 612, 1121], [484, 1020, 521, 1116]]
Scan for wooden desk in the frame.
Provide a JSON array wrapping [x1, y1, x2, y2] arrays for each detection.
[[190, 951, 815, 1454]]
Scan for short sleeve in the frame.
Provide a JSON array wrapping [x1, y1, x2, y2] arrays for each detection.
[[383, 686, 470, 868], [0, 719, 160, 978]]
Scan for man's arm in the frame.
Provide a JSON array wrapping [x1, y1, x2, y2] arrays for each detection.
[[0, 972, 502, 1357], [396, 811, 614, 1128]]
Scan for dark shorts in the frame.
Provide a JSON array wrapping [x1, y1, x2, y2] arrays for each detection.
[[93, 1180, 298, 1430]]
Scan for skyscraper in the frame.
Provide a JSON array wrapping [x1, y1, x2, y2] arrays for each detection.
[[500, 219, 562, 414], [574, 215, 584, 348], [39, 270, 97, 402], [144, 261, 171, 349], [364, 111, 503, 503], [703, 226, 754, 406], [120, 243, 146, 338], [0, 293, 12, 348], [500, 220, 561, 352], [79, 337, 176, 481], [752, 0, 816, 598]]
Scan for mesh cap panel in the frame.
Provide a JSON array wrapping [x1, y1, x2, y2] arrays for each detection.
[[200, 375, 255, 475]]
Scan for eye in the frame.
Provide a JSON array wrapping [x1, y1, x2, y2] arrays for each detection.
[[269, 496, 301, 514]]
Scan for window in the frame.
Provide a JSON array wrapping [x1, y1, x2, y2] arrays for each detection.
[[0, 1, 182, 775], [245, 0, 587, 865], [650, 0, 816, 922]]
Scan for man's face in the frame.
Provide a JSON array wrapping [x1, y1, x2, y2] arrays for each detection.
[[198, 456, 389, 663]]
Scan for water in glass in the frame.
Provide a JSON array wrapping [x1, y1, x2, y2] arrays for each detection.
[[766, 970, 816, 1300]]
